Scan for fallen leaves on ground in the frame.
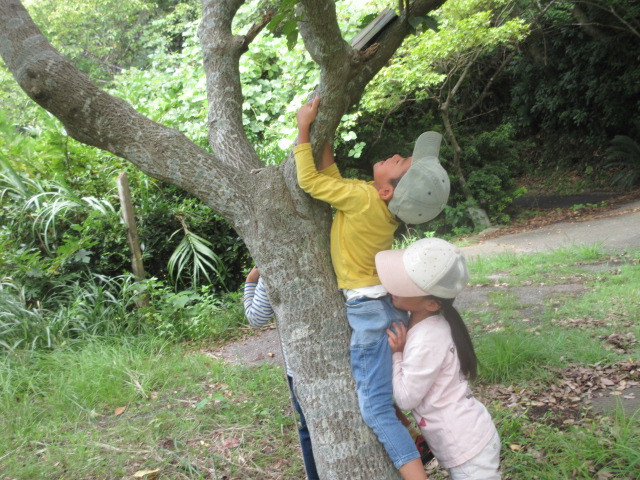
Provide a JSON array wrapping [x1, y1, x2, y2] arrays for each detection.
[[477, 359, 640, 428]]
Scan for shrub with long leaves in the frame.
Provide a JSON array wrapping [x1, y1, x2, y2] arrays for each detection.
[[24, 182, 117, 255], [0, 272, 149, 352], [0, 279, 52, 351], [604, 135, 640, 190], [167, 227, 225, 291]]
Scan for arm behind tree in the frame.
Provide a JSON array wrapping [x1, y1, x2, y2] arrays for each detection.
[[318, 141, 336, 171]]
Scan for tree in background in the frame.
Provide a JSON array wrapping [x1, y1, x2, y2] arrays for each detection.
[[509, 0, 640, 163], [0, 0, 447, 477]]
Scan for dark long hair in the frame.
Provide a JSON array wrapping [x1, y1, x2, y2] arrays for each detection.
[[430, 296, 478, 381]]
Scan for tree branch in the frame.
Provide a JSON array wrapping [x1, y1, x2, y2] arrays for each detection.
[[293, 0, 354, 153], [0, 0, 252, 222], [199, 0, 262, 170], [468, 0, 560, 114], [242, 8, 277, 50], [297, 0, 350, 72], [575, 0, 640, 39], [571, 3, 606, 39], [293, 0, 446, 158], [345, 0, 446, 111]]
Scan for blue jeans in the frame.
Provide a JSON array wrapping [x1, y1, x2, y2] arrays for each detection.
[[347, 295, 419, 469], [287, 375, 319, 480]]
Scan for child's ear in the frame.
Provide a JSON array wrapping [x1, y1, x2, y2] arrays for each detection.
[[378, 185, 394, 202], [425, 298, 441, 313]]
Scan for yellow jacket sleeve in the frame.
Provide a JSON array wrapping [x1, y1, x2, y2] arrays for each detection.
[[294, 143, 370, 214]]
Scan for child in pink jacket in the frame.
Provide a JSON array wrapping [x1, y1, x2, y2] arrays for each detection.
[[376, 238, 501, 480]]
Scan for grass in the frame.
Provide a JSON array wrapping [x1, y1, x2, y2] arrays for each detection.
[[494, 406, 640, 479], [0, 337, 301, 479], [1, 246, 639, 479], [470, 246, 640, 379]]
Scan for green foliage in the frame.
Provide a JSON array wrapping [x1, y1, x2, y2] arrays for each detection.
[[265, 0, 301, 50], [0, 273, 142, 351], [605, 135, 640, 190], [0, 160, 133, 300], [24, 0, 201, 80], [111, 11, 317, 163], [431, 123, 529, 232], [362, 0, 528, 113], [392, 228, 435, 249], [0, 108, 249, 299], [0, 271, 247, 352], [508, 0, 640, 156], [142, 284, 246, 342], [459, 123, 529, 222], [168, 229, 225, 291]]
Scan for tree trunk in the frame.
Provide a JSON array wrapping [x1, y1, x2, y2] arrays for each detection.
[[0, 0, 446, 477], [232, 169, 401, 478]]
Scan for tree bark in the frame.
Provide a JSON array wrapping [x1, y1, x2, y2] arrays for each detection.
[[0, 0, 445, 477]]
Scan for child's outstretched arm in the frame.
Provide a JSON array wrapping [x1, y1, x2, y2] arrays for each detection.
[[294, 98, 364, 208], [243, 268, 274, 328], [295, 97, 335, 170], [296, 97, 320, 144]]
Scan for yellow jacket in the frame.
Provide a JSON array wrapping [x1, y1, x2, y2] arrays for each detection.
[[294, 143, 399, 290]]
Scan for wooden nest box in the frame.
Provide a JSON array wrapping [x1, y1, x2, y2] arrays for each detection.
[[350, 8, 398, 51]]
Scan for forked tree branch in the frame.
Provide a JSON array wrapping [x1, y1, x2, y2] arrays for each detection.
[[0, 0, 253, 222], [242, 8, 278, 50], [294, 0, 446, 154]]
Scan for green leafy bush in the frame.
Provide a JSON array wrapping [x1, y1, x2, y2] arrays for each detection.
[[508, 1, 640, 162], [141, 282, 246, 342], [449, 124, 529, 225]]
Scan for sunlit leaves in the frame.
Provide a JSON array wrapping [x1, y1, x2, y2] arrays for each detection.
[[24, 0, 155, 78], [362, 0, 529, 113], [265, 0, 301, 50]]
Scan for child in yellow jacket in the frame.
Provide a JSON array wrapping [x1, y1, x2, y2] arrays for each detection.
[[294, 97, 449, 480]]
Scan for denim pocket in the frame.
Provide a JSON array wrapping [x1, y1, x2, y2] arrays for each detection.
[[347, 297, 395, 347]]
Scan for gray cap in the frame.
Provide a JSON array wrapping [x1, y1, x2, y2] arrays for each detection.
[[388, 132, 450, 224]]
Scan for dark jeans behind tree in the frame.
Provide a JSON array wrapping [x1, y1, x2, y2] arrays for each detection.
[[287, 375, 319, 480]]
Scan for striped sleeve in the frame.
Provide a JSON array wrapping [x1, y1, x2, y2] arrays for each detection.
[[243, 277, 274, 327]]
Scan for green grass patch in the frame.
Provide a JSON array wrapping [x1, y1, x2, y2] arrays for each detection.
[[475, 332, 561, 384], [0, 337, 303, 479], [469, 243, 610, 285], [497, 407, 640, 480]]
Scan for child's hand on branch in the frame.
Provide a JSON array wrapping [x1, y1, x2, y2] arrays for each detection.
[[296, 97, 320, 140], [245, 266, 260, 283], [387, 322, 408, 354]]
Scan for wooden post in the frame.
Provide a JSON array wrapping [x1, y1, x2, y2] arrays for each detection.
[[117, 172, 149, 308]]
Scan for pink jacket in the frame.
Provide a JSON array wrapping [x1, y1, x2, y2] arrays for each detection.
[[391, 314, 498, 468]]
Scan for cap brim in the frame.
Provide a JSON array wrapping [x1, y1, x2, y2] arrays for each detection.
[[413, 132, 442, 161], [375, 249, 430, 297]]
